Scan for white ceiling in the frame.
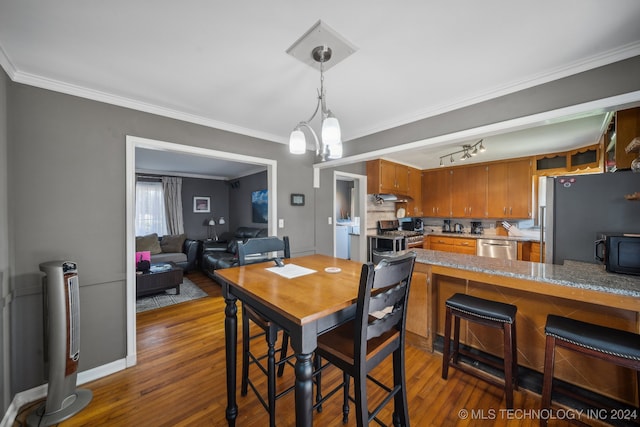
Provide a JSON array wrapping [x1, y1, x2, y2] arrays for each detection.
[[2, 1, 640, 175]]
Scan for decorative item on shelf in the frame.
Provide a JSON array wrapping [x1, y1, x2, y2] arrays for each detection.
[[624, 192, 640, 200], [625, 137, 640, 173], [439, 139, 486, 167]]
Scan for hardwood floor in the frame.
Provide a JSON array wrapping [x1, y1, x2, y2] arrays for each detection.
[[14, 272, 608, 426]]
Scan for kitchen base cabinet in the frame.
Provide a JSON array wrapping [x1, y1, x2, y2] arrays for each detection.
[[519, 241, 544, 262], [423, 264, 638, 406], [426, 235, 476, 255], [406, 264, 430, 349]]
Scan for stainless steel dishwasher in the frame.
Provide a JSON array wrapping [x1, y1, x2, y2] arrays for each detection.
[[476, 239, 517, 259]]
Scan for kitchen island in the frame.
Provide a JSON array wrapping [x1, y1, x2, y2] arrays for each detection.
[[405, 249, 640, 405]]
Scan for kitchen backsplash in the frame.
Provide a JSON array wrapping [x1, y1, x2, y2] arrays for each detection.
[[365, 195, 537, 236]]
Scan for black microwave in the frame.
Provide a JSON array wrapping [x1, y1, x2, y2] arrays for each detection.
[[595, 233, 640, 276]]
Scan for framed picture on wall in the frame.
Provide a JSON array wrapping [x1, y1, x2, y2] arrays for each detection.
[[251, 189, 268, 223], [193, 196, 211, 213]]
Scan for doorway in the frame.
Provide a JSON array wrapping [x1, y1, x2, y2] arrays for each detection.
[[125, 135, 278, 366], [333, 171, 367, 262]]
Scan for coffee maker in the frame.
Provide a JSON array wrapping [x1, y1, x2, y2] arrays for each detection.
[[442, 219, 451, 233], [470, 221, 484, 235]]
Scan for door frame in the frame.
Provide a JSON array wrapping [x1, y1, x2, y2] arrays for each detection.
[[125, 135, 278, 366], [333, 171, 367, 262]]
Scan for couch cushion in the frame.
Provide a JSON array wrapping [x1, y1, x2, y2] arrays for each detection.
[[160, 234, 186, 253], [136, 233, 162, 255], [152, 252, 188, 264], [235, 227, 266, 239]]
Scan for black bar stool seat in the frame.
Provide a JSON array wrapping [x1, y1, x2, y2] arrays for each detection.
[[541, 314, 640, 426], [442, 293, 518, 408]]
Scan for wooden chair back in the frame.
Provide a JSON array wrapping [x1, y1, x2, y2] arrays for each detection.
[[355, 251, 416, 362], [237, 236, 290, 266]]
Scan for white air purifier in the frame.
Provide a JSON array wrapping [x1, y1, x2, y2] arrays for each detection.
[[27, 261, 92, 427]]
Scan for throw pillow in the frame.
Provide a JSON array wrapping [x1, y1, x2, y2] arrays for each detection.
[[160, 234, 186, 253], [136, 233, 162, 255]]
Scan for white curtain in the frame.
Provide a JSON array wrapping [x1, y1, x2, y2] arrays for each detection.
[[162, 176, 184, 235], [135, 181, 168, 236]]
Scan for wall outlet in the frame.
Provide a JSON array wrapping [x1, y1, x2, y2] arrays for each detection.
[[278, 219, 284, 228]]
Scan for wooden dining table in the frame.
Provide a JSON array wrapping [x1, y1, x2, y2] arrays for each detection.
[[214, 254, 366, 427]]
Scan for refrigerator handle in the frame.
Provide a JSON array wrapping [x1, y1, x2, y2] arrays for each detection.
[[594, 239, 605, 262], [539, 206, 545, 261]]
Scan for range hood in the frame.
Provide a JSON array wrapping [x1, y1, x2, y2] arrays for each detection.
[[373, 194, 410, 202]]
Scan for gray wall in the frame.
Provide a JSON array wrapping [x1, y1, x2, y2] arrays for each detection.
[[3, 54, 640, 415], [228, 171, 268, 230], [344, 56, 640, 158], [181, 177, 230, 240], [5, 81, 318, 396], [0, 64, 8, 411]]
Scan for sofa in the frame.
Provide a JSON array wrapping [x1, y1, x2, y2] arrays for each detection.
[[201, 227, 267, 279], [136, 233, 199, 272]]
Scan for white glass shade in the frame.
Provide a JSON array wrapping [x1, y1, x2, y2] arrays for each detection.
[[321, 114, 341, 147], [208, 219, 216, 226], [289, 129, 306, 154], [218, 217, 226, 225], [327, 141, 343, 159]]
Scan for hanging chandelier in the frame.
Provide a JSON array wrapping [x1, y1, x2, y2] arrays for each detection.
[[289, 45, 343, 161], [439, 139, 486, 166]]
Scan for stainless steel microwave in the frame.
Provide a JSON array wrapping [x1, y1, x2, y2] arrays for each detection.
[[595, 233, 640, 275]]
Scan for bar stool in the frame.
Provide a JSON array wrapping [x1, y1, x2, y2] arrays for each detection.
[[441, 293, 518, 408], [541, 314, 640, 427]]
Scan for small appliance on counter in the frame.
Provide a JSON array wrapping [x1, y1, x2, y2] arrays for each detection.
[[399, 217, 424, 232], [594, 232, 640, 275], [453, 223, 464, 233], [442, 220, 451, 233], [471, 221, 484, 235]]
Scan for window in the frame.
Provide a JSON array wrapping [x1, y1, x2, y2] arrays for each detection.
[[135, 181, 167, 236]]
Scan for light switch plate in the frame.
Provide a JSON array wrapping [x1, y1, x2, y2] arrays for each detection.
[[328, 217, 332, 225], [278, 219, 284, 228]]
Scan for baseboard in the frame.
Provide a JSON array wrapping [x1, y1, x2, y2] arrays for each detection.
[[0, 358, 128, 427]]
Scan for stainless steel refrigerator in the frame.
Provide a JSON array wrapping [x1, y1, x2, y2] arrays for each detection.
[[541, 171, 640, 264]]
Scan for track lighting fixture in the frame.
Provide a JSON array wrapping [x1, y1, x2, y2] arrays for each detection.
[[439, 139, 485, 167]]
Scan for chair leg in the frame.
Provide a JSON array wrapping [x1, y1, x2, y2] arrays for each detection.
[[511, 320, 518, 391], [314, 354, 323, 413], [241, 308, 250, 396], [267, 327, 277, 427], [503, 322, 514, 409], [392, 348, 409, 427], [354, 372, 367, 427], [342, 372, 350, 424], [442, 306, 452, 379], [540, 335, 556, 427], [452, 315, 461, 365], [277, 332, 289, 377]]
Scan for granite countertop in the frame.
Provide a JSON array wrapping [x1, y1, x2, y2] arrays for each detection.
[[410, 248, 640, 298]]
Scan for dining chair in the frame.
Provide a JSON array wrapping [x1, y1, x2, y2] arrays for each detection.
[[314, 251, 416, 426], [237, 236, 292, 427]]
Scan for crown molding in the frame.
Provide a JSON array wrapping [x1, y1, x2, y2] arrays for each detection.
[[345, 41, 640, 142], [7, 67, 288, 145]]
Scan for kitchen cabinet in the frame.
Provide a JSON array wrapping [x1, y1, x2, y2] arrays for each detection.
[[613, 107, 640, 170], [487, 159, 533, 219], [422, 169, 451, 217], [366, 159, 410, 195], [450, 165, 487, 218], [406, 167, 423, 216], [406, 266, 429, 343], [426, 235, 476, 255], [520, 241, 544, 262]]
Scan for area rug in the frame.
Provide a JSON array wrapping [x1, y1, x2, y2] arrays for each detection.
[[136, 277, 208, 313]]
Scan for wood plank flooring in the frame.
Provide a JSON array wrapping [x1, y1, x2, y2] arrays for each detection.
[[14, 272, 611, 426]]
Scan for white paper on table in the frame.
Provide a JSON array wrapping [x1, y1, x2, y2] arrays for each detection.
[[265, 264, 317, 279]]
